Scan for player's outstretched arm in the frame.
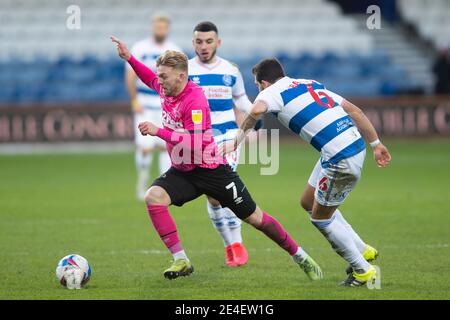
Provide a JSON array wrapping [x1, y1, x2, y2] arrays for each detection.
[[139, 121, 207, 153], [111, 36, 161, 94], [342, 99, 392, 168], [111, 36, 131, 60], [138, 99, 211, 153]]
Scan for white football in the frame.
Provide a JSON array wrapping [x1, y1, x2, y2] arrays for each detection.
[[56, 254, 92, 289]]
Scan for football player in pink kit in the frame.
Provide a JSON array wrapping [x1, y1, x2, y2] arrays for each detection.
[[111, 36, 323, 280]]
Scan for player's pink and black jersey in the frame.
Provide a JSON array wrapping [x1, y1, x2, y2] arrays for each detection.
[[127, 54, 225, 172], [255, 77, 365, 168]]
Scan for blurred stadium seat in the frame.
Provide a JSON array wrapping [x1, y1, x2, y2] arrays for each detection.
[[0, 0, 439, 103], [398, 0, 450, 49]]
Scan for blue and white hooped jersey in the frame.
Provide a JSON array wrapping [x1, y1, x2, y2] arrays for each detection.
[[188, 57, 251, 144], [255, 77, 366, 167], [126, 38, 181, 110]]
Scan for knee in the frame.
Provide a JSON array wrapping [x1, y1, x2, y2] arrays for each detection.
[[207, 197, 221, 208], [206, 199, 223, 220], [243, 207, 263, 228], [300, 196, 313, 213], [300, 185, 315, 213], [144, 186, 170, 206]]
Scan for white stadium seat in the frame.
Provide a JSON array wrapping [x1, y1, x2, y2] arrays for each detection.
[[0, 0, 374, 58], [398, 0, 450, 48]]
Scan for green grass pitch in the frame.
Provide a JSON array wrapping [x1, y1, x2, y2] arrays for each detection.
[[1, 139, 450, 299]]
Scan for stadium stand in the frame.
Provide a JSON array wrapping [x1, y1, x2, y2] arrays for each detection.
[[0, 0, 431, 103], [398, 0, 450, 50]]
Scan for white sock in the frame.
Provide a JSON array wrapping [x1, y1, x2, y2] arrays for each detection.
[[207, 202, 233, 246], [311, 214, 370, 273], [173, 250, 189, 262], [223, 207, 243, 244], [292, 247, 308, 264], [158, 150, 171, 174], [135, 150, 152, 198], [334, 209, 367, 253]]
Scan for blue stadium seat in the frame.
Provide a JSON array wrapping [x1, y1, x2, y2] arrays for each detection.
[[0, 50, 421, 104], [65, 67, 98, 83], [0, 65, 16, 82], [0, 83, 17, 102]]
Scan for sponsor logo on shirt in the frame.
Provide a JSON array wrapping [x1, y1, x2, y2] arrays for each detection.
[[204, 87, 232, 99], [191, 110, 203, 124], [162, 110, 183, 130], [336, 118, 353, 132]]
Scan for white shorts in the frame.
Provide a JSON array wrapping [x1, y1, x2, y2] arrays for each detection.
[[308, 149, 366, 206], [134, 109, 166, 149]]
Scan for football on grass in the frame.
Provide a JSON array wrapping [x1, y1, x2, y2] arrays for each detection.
[[56, 254, 92, 289]]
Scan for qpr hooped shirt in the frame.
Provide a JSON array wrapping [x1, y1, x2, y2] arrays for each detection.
[[255, 77, 366, 168], [127, 55, 225, 172], [188, 56, 251, 144]]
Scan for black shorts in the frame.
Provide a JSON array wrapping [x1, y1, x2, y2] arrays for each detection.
[[151, 165, 257, 220]]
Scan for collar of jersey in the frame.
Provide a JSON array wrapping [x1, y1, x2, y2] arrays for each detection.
[[195, 56, 222, 70]]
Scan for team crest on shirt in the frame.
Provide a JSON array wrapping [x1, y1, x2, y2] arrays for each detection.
[[318, 176, 329, 191], [191, 110, 203, 124], [222, 74, 233, 86]]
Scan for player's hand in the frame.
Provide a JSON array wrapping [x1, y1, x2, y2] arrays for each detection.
[[373, 143, 391, 168], [111, 36, 131, 60], [138, 121, 159, 136], [218, 139, 237, 156]]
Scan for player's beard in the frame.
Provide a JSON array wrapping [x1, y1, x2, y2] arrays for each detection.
[[197, 49, 217, 64], [163, 87, 173, 96], [154, 35, 166, 44], [163, 84, 176, 97]]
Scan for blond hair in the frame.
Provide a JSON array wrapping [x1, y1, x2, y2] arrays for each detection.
[[156, 50, 188, 72], [152, 12, 170, 24]]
